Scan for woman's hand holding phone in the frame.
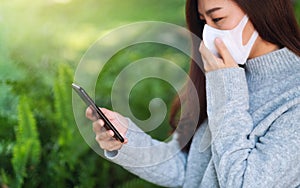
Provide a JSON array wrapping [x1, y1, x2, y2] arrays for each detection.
[[86, 107, 128, 151]]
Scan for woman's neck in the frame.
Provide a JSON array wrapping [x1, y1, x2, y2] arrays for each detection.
[[249, 36, 280, 59]]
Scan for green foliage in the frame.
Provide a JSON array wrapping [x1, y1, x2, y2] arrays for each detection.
[[0, 115, 15, 187], [295, 0, 300, 24], [50, 63, 92, 185], [0, 169, 9, 187], [54, 63, 76, 147], [11, 96, 41, 188]]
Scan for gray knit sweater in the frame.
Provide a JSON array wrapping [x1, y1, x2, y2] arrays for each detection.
[[105, 48, 300, 187]]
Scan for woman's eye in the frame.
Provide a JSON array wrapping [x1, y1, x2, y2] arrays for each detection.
[[212, 18, 223, 23]]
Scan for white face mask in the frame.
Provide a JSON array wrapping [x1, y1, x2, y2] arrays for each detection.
[[202, 15, 258, 64]]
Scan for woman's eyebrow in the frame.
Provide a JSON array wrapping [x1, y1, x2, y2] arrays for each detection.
[[199, 7, 222, 16]]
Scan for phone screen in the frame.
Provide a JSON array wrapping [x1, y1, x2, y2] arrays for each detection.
[[72, 83, 124, 143]]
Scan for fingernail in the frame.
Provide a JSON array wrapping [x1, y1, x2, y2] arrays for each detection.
[[215, 37, 222, 44], [109, 130, 115, 137], [100, 119, 105, 126]]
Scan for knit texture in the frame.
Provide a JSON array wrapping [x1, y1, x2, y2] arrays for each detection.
[[105, 48, 300, 188]]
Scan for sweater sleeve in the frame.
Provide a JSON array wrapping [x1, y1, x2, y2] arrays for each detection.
[[104, 119, 187, 187], [205, 67, 300, 188]]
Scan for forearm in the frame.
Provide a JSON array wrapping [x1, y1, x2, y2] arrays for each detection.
[[206, 67, 253, 187]]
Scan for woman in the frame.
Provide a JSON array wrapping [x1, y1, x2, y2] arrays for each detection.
[[86, 0, 300, 187]]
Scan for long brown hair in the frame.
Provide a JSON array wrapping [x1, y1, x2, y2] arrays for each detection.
[[170, 0, 300, 152]]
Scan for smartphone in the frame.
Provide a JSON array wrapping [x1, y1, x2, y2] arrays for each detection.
[[72, 83, 124, 143]]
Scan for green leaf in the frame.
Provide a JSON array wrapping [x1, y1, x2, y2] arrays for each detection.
[[11, 96, 41, 188]]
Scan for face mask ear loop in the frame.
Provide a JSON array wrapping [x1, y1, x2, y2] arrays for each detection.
[[239, 15, 258, 48], [234, 15, 249, 40], [245, 30, 259, 48], [239, 15, 249, 29]]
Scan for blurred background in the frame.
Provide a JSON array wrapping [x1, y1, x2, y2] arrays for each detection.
[[0, 0, 299, 187]]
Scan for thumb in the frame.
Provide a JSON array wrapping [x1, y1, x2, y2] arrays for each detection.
[[199, 41, 216, 62], [214, 38, 236, 65]]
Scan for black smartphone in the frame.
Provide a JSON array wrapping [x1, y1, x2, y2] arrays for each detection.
[[72, 83, 124, 143]]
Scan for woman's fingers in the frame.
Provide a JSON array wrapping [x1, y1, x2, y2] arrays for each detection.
[[93, 120, 123, 150], [199, 39, 238, 72], [92, 119, 104, 132], [85, 106, 98, 121], [95, 132, 122, 151], [87, 107, 129, 151], [199, 41, 224, 72], [214, 38, 237, 67], [199, 41, 216, 63]]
